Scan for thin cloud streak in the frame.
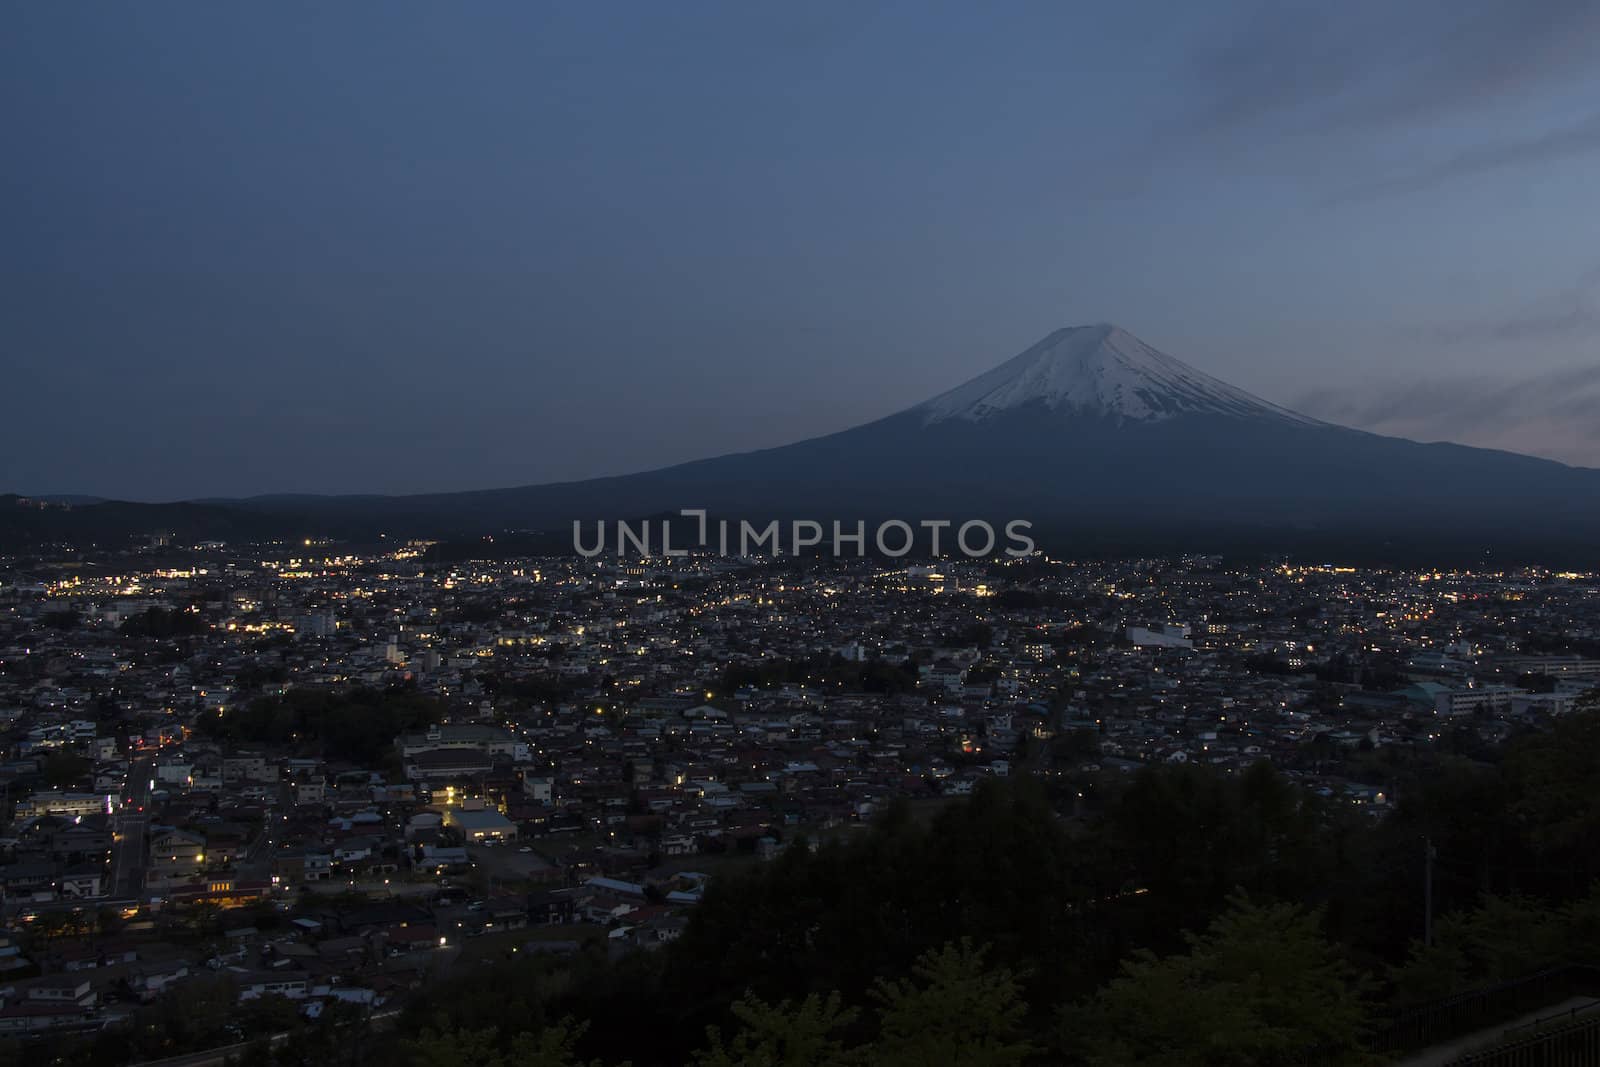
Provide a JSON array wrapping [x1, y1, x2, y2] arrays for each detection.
[[1159, 0, 1600, 210], [1420, 266, 1600, 344], [1180, 0, 1600, 138], [1331, 111, 1600, 203], [1296, 364, 1600, 469]]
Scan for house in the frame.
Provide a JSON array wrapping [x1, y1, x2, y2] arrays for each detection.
[[203, 824, 250, 865], [643, 915, 689, 944], [584, 876, 646, 898], [396, 724, 527, 761], [58, 864, 104, 900], [402, 749, 494, 782], [415, 845, 469, 874], [128, 962, 189, 1001], [1433, 685, 1526, 717], [28, 976, 96, 1009], [14, 791, 114, 819], [48, 825, 112, 864], [273, 851, 333, 883], [155, 759, 194, 786], [331, 836, 383, 866], [294, 775, 327, 806], [380, 924, 440, 955], [148, 829, 206, 882], [444, 808, 517, 843], [235, 972, 310, 1000], [660, 833, 697, 856], [2, 859, 56, 897], [223, 754, 277, 783], [0, 1001, 93, 1034], [528, 889, 577, 925]]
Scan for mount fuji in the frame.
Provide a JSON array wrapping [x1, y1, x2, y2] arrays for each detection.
[[11, 324, 1600, 560], [915, 324, 1317, 426]]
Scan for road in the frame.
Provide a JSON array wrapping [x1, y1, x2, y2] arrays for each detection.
[[110, 755, 156, 899]]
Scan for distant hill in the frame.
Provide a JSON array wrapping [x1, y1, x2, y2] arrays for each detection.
[[0, 493, 291, 549]]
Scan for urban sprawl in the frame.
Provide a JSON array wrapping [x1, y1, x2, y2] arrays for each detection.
[[0, 541, 1596, 1036]]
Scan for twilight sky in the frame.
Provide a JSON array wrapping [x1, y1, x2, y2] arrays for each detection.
[[6, 1, 1600, 500]]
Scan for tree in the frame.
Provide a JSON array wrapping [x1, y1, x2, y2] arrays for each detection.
[[870, 940, 1033, 1067], [1506, 703, 1600, 892], [140, 975, 238, 1055], [193, 685, 446, 765], [236, 993, 302, 1037], [1064, 893, 1370, 1066], [270, 1001, 372, 1067], [508, 1019, 612, 1067], [402, 1025, 505, 1067], [692, 993, 858, 1067], [40, 750, 93, 788], [1390, 893, 1562, 1005], [402, 1019, 609, 1067], [1051, 728, 1102, 765]]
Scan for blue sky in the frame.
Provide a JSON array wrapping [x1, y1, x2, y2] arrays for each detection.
[[6, 1, 1600, 499]]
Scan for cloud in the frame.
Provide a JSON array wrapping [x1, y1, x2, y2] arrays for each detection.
[[1295, 363, 1600, 468], [1420, 266, 1600, 344], [1158, 0, 1600, 202], [1331, 110, 1600, 203], [1296, 268, 1600, 466], [1181, 0, 1600, 138]]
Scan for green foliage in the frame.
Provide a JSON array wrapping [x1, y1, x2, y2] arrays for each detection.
[[1506, 705, 1600, 870], [269, 1000, 373, 1067], [684, 942, 1032, 1064], [994, 589, 1042, 610], [1064, 893, 1371, 1066], [667, 777, 1101, 1016], [1103, 760, 1346, 949], [402, 1026, 504, 1067], [692, 993, 857, 1067], [193, 685, 445, 764], [510, 1020, 613, 1067], [39, 749, 92, 787], [130, 976, 240, 1058], [947, 623, 994, 649], [870, 940, 1034, 1067], [1050, 727, 1103, 765], [236, 993, 303, 1036], [1389, 883, 1600, 1004], [402, 1019, 607, 1067], [119, 605, 206, 637]]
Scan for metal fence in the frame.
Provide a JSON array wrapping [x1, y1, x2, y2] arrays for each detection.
[[1450, 1006, 1600, 1066], [1371, 964, 1600, 1056]]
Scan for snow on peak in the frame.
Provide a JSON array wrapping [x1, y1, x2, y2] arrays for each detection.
[[916, 324, 1317, 425]]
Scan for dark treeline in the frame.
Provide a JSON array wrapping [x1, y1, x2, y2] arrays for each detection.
[[193, 685, 448, 766], [368, 699, 1600, 1065], [118, 605, 210, 639]]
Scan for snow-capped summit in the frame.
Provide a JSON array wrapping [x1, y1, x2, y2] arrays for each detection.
[[916, 324, 1317, 425]]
